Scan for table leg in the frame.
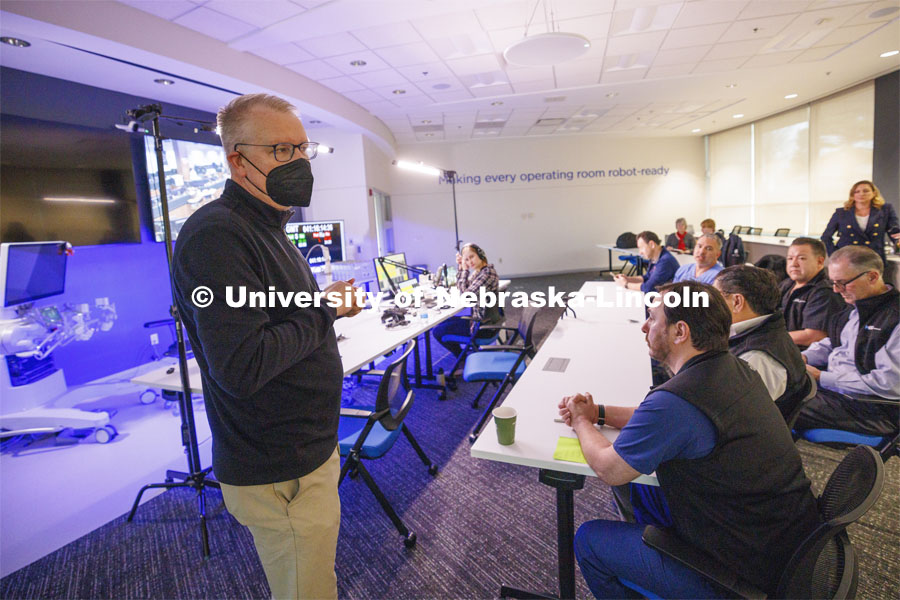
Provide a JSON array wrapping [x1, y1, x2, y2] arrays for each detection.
[[499, 469, 585, 600]]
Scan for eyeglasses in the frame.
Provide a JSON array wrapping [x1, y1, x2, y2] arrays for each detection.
[[831, 271, 869, 290], [234, 142, 319, 162]]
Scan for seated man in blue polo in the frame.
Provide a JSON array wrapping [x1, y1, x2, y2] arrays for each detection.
[[559, 281, 820, 599], [673, 233, 723, 284], [714, 265, 810, 421], [613, 230, 679, 292], [796, 245, 899, 436]]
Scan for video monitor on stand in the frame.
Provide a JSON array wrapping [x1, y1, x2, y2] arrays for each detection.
[[373, 252, 409, 296]]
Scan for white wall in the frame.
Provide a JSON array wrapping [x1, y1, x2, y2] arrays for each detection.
[[390, 134, 706, 277]]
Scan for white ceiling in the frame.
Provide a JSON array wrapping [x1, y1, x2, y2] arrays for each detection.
[[1, 0, 898, 148]]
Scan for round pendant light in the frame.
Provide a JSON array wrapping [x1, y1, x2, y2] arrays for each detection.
[[503, 32, 591, 67]]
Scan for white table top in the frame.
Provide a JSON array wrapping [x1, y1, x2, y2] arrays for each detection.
[[471, 281, 657, 485], [132, 293, 463, 393], [596, 244, 693, 266]]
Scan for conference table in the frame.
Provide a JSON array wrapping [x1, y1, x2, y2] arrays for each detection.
[[471, 281, 656, 599], [596, 243, 694, 276]]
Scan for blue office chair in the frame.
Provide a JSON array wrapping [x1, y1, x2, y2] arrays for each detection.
[[624, 445, 885, 599], [795, 394, 899, 462], [338, 340, 437, 548], [462, 308, 539, 443], [439, 312, 505, 398]]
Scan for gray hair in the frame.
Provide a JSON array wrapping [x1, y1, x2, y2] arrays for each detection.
[[217, 93, 297, 156], [828, 246, 884, 276], [675, 217, 687, 227], [697, 232, 721, 251]]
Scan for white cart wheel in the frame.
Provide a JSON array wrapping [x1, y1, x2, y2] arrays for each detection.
[[139, 390, 158, 405], [94, 425, 118, 444]]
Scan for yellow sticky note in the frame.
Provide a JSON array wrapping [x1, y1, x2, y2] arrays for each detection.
[[553, 437, 587, 464]]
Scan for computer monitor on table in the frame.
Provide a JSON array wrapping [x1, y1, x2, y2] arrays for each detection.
[[0, 241, 68, 308], [374, 252, 409, 294]]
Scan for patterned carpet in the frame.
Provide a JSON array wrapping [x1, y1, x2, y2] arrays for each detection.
[[2, 273, 897, 599]]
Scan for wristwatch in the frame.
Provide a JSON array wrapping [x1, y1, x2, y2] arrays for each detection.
[[597, 404, 606, 426]]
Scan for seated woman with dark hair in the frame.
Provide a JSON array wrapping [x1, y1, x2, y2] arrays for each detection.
[[433, 243, 503, 358]]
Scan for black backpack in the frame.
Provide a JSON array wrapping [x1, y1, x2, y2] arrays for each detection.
[[723, 233, 746, 266], [616, 231, 637, 248]]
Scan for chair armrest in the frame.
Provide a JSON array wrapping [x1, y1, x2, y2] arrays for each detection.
[[473, 345, 525, 352], [852, 394, 898, 406], [475, 324, 518, 332], [641, 526, 767, 599], [340, 408, 373, 418]]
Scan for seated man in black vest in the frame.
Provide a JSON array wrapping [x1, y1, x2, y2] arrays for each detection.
[[780, 237, 845, 349], [559, 281, 820, 599], [714, 265, 811, 421], [795, 245, 900, 436]]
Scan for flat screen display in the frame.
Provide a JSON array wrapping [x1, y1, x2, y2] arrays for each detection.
[[285, 220, 346, 272], [1, 242, 68, 307], [144, 136, 229, 242], [0, 114, 140, 246], [373, 252, 410, 293]]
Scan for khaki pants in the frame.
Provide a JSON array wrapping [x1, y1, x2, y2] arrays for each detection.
[[219, 448, 341, 600]]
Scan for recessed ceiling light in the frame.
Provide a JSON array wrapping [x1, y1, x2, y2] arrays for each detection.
[[154, 78, 175, 85], [425, 133, 434, 137], [725, 83, 737, 88], [869, 6, 899, 18], [392, 89, 406, 95], [880, 50, 899, 58], [349, 59, 367, 67], [308, 119, 322, 124], [1, 36, 30, 47], [491, 101, 503, 106], [421, 119, 431, 124], [692, 128, 701, 133], [432, 83, 451, 90], [733, 113, 744, 118], [784, 93, 798, 99], [605, 92, 618, 98]]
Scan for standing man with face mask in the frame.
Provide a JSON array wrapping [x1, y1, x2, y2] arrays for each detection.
[[173, 94, 362, 600]]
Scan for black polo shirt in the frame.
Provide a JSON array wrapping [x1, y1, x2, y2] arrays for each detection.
[[779, 269, 844, 334]]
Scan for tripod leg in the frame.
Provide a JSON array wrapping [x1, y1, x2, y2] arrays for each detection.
[[127, 481, 189, 521], [198, 486, 210, 558]]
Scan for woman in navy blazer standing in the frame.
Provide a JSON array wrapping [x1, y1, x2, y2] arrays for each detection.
[[821, 180, 900, 263]]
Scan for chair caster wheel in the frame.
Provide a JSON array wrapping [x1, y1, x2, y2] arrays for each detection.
[[428, 464, 439, 476], [403, 531, 417, 548], [94, 425, 118, 444], [349, 468, 359, 479], [438, 390, 447, 401], [468, 433, 478, 444], [447, 378, 458, 391]]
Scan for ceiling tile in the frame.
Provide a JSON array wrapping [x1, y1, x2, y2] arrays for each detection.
[[284, 59, 343, 79], [653, 45, 711, 66], [323, 50, 390, 75], [371, 83, 425, 101], [553, 58, 604, 87], [122, 1, 197, 20], [610, 2, 684, 36], [708, 38, 770, 59], [557, 13, 614, 39], [317, 76, 367, 93], [248, 42, 315, 65], [412, 10, 483, 39], [673, 0, 749, 28], [645, 62, 695, 77], [344, 89, 384, 104], [763, 4, 868, 51], [173, 6, 258, 42], [298, 32, 367, 58], [205, 0, 305, 29], [375, 42, 441, 68], [813, 22, 882, 47], [504, 65, 554, 84], [414, 78, 465, 95], [661, 23, 729, 49], [392, 95, 435, 108], [490, 27, 529, 54], [844, 1, 900, 26], [740, 50, 804, 68], [396, 62, 456, 82], [718, 14, 796, 43], [470, 83, 513, 98], [737, 1, 813, 20], [791, 44, 844, 61], [446, 53, 503, 76], [429, 31, 496, 60], [428, 90, 476, 103], [511, 80, 556, 93], [351, 68, 410, 88], [352, 21, 423, 49], [475, 1, 534, 30], [605, 30, 667, 55], [600, 67, 649, 83], [556, 0, 617, 20], [691, 57, 748, 73]]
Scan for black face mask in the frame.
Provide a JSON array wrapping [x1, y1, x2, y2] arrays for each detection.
[[239, 153, 314, 207]]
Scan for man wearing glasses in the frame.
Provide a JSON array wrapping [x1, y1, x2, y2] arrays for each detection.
[[795, 246, 899, 436], [173, 94, 362, 599]]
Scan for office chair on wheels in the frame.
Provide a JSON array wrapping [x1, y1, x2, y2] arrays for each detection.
[[621, 445, 885, 599], [461, 308, 538, 443], [337, 340, 437, 548], [795, 394, 899, 462]]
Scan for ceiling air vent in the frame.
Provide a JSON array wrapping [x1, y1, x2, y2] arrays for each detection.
[[474, 121, 505, 129], [544, 96, 566, 102], [535, 118, 566, 126], [412, 124, 445, 133]]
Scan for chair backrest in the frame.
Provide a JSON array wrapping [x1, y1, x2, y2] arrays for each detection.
[[374, 340, 416, 432], [615, 231, 637, 249], [775, 228, 790, 237], [755, 253, 788, 283], [516, 308, 540, 356], [739, 226, 752, 234], [776, 446, 885, 599], [750, 227, 762, 235], [731, 225, 741, 234]]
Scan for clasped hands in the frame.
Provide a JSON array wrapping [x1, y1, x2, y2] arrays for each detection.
[[324, 278, 365, 318], [558, 392, 597, 427]]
